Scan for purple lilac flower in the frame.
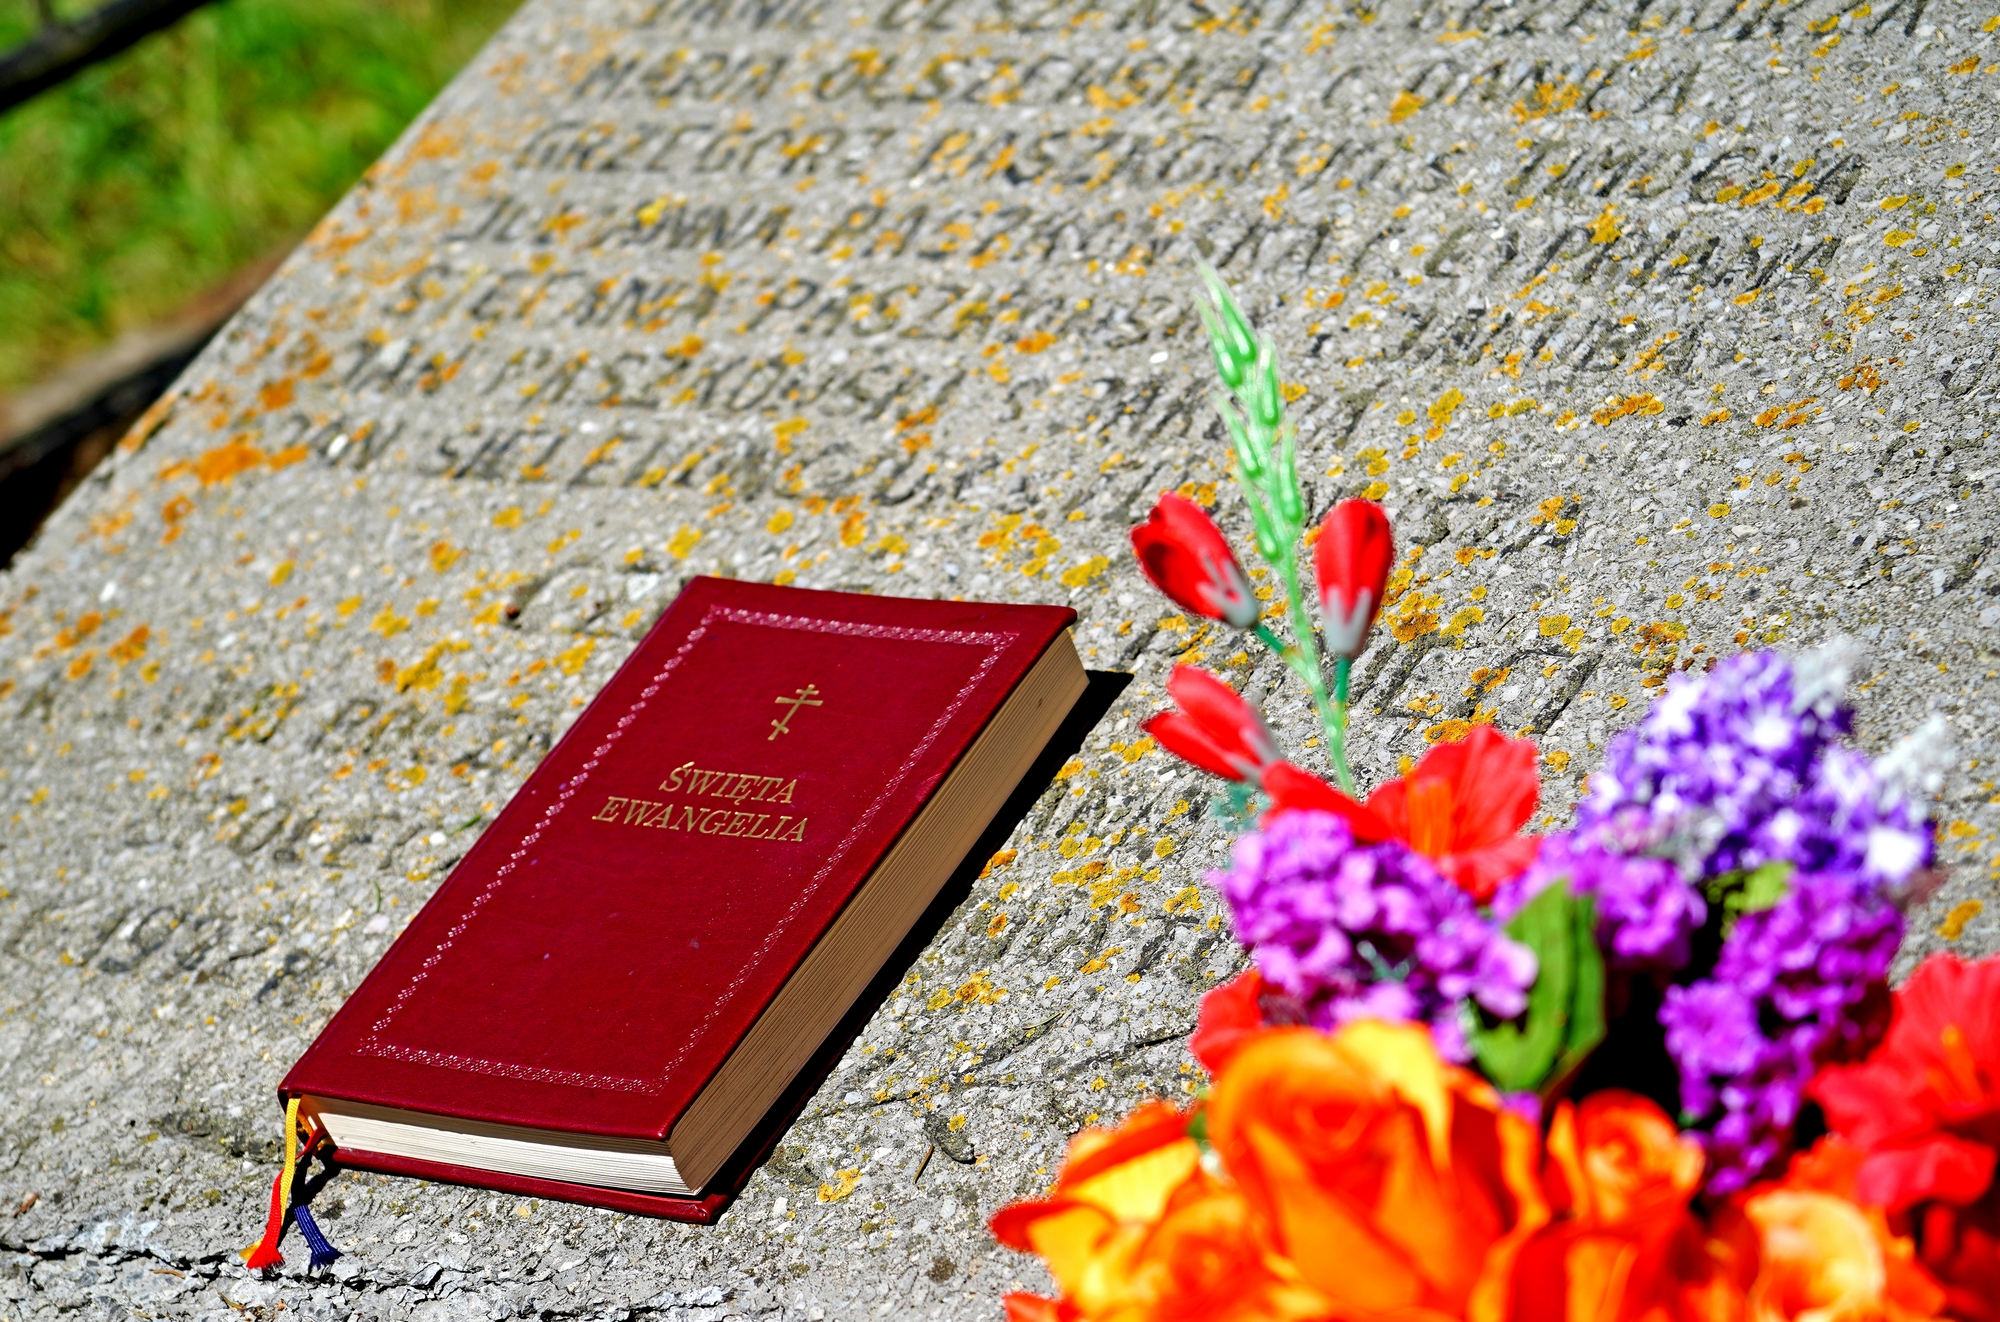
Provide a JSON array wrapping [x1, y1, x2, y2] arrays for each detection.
[[1576, 647, 1933, 888], [1570, 645, 1928, 1191], [1660, 869, 1901, 1193], [1213, 809, 1536, 1063], [1493, 831, 1706, 970]]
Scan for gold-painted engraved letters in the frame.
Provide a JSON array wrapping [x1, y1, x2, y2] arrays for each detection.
[[591, 760, 806, 841]]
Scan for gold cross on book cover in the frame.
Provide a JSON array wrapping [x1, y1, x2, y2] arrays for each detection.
[[769, 684, 823, 740]]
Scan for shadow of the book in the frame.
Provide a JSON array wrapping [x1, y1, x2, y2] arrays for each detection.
[[692, 667, 1132, 1221], [312, 671, 1131, 1226]]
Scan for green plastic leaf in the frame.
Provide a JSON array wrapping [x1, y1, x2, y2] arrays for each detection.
[[1739, 862, 1793, 915], [1552, 892, 1606, 1087], [1469, 881, 1607, 1097], [1470, 882, 1573, 1093], [1704, 861, 1795, 937]]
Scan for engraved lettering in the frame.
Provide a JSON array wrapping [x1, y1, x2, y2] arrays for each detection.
[[725, 811, 754, 836], [663, 761, 693, 792], [594, 796, 628, 821], [622, 798, 662, 825], [780, 817, 807, 842]]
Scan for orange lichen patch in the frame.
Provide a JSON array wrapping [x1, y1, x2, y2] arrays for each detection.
[[257, 379, 295, 413], [66, 652, 96, 681], [1837, 361, 1887, 393], [107, 625, 151, 665], [266, 444, 309, 471], [1753, 398, 1819, 428], [86, 500, 136, 545], [118, 392, 178, 453], [1527, 495, 1576, 528], [1426, 388, 1465, 433], [1591, 393, 1664, 425], [385, 122, 462, 182], [839, 509, 868, 548], [1513, 80, 1581, 121], [1626, 331, 1681, 377], [1388, 90, 1424, 123], [430, 541, 464, 573], [1387, 588, 1443, 643], [1939, 899, 1983, 940], [395, 186, 441, 226], [1631, 620, 1688, 658], [393, 639, 471, 692], [55, 612, 104, 649], [304, 217, 375, 259], [159, 437, 270, 486], [160, 494, 194, 543], [977, 513, 1060, 569], [1015, 331, 1055, 353]]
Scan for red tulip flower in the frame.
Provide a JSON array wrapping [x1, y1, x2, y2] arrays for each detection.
[[1313, 499, 1394, 658], [1142, 665, 1281, 786], [1130, 493, 1260, 628], [1263, 725, 1541, 901]]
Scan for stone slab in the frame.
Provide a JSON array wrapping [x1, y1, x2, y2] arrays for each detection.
[[5, 0, 2000, 1317]]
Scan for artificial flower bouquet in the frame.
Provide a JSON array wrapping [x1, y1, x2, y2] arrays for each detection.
[[989, 273, 1996, 1321]]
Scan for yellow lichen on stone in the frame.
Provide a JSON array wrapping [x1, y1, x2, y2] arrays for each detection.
[[1939, 899, 1983, 940]]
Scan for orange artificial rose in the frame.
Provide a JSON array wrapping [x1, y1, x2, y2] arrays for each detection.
[[1513, 1091, 1730, 1322], [1682, 1141, 1948, 1322], [989, 1100, 1332, 1322], [1204, 1021, 1550, 1322], [1731, 1185, 1947, 1322]]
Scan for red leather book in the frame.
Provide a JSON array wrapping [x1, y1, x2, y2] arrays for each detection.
[[282, 578, 1083, 1221]]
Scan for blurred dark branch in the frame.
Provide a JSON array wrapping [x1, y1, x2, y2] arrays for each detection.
[[0, 0, 217, 113]]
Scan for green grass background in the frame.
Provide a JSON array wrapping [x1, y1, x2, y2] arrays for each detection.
[[0, 0, 522, 390]]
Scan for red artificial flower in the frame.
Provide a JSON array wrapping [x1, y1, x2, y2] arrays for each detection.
[[1808, 953, 2000, 1320], [1130, 493, 1261, 629], [1263, 725, 1541, 901], [1313, 499, 1394, 658], [1142, 665, 1282, 786], [1189, 970, 1266, 1075], [1810, 954, 2000, 1213]]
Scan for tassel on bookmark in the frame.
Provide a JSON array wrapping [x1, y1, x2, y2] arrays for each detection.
[[240, 1097, 303, 1271], [241, 1167, 289, 1270], [293, 1205, 340, 1269]]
